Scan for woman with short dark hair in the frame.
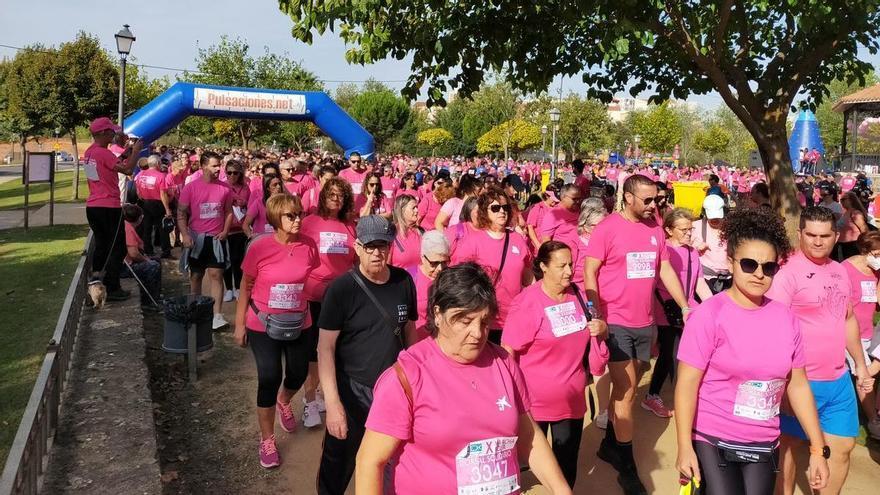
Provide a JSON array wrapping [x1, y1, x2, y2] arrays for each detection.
[[356, 263, 572, 495]]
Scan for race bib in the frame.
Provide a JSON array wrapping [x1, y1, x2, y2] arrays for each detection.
[[626, 252, 657, 279], [199, 202, 221, 219], [733, 379, 786, 421], [861, 280, 877, 303], [141, 175, 157, 188], [268, 283, 303, 310], [455, 436, 519, 495], [351, 182, 363, 195], [232, 205, 246, 222], [545, 301, 587, 338], [319, 232, 349, 254], [84, 159, 100, 181]]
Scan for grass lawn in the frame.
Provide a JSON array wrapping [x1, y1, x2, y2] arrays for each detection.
[[0, 170, 88, 210], [0, 224, 89, 466]]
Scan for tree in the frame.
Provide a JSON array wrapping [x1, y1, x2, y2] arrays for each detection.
[[713, 106, 757, 167], [186, 36, 322, 148], [433, 97, 474, 155], [694, 123, 732, 159], [3, 45, 57, 161], [476, 119, 541, 156], [279, 0, 880, 237], [633, 102, 683, 154], [417, 127, 453, 156], [558, 95, 613, 158], [347, 87, 411, 151], [52, 32, 119, 198]]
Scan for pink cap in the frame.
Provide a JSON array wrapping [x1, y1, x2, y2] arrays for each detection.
[[89, 117, 122, 134]]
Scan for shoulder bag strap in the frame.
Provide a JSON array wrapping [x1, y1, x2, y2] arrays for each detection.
[[249, 299, 267, 326], [393, 362, 414, 408], [349, 269, 406, 348], [684, 246, 693, 301], [701, 218, 707, 243], [569, 283, 597, 420], [493, 231, 511, 285]]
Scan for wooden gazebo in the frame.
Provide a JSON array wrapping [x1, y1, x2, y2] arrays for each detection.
[[832, 84, 880, 172]]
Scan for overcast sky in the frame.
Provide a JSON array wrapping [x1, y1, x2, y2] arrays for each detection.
[[3, 0, 878, 113]]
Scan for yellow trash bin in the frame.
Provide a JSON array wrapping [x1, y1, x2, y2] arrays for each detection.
[[672, 181, 709, 217]]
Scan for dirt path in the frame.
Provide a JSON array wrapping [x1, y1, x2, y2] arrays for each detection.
[[146, 255, 880, 494]]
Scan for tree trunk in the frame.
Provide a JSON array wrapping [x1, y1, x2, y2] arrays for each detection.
[[756, 129, 801, 245], [70, 131, 80, 200]]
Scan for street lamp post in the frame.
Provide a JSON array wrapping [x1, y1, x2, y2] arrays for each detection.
[[634, 134, 641, 162], [115, 24, 135, 129], [541, 124, 548, 157], [549, 107, 560, 178]]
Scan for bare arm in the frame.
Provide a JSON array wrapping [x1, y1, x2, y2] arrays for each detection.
[[355, 430, 402, 495], [233, 274, 254, 347], [674, 362, 704, 484], [845, 307, 874, 393], [786, 368, 830, 491], [242, 212, 255, 238], [403, 320, 419, 347], [517, 413, 572, 495], [318, 329, 347, 439], [695, 277, 714, 302], [160, 189, 172, 216], [434, 209, 451, 231], [583, 256, 603, 308], [112, 139, 144, 175], [177, 204, 192, 247]]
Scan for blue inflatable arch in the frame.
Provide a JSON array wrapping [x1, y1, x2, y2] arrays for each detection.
[[123, 82, 374, 159]]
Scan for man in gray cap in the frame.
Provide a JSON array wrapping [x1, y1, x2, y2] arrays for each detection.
[[316, 215, 417, 495]]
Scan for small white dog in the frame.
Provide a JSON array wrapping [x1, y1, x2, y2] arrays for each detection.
[[88, 279, 107, 309]]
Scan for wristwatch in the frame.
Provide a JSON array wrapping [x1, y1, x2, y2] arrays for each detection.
[[809, 445, 831, 459]]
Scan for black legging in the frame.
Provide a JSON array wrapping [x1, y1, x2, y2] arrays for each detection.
[[693, 440, 778, 495], [224, 232, 247, 290], [86, 206, 126, 291], [537, 418, 584, 488], [247, 329, 310, 407], [648, 325, 682, 396], [139, 199, 170, 255]]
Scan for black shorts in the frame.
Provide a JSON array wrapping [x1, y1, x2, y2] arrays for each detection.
[[607, 324, 657, 363], [187, 236, 228, 273]]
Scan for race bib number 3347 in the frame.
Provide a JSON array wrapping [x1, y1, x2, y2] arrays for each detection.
[[455, 436, 519, 495]]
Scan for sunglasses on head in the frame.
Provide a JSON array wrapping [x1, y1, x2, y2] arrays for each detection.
[[735, 258, 779, 276], [489, 204, 512, 214]]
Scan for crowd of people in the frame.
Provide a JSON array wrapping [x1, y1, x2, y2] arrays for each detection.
[[80, 115, 880, 495]]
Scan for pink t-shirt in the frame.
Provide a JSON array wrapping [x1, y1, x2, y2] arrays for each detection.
[[124, 222, 144, 263], [300, 215, 357, 301], [339, 167, 369, 195], [418, 194, 444, 231], [410, 266, 433, 338], [226, 182, 250, 232], [366, 339, 530, 495], [134, 169, 166, 201], [766, 252, 851, 381], [381, 176, 398, 198], [692, 219, 730, 275], [537, 206, 579, 249], [390, 227, 422, 270], [444, 222, 474, 255], [439, 197, 464, 227], [83, 143, 122, 208], [654, 244, 702, 326], [355, 194, 393, 216], [245, 197, 275, 236], [395, 188, 422, 201], [452, 229, 531, 328], [843, 260, 877, 340], [178, 179, 232, 235], [284, 172, 316, 197], [241, 235, 319, 332], [584, 212, 669, 327], [164, 171, 186, 199], [501, 283, 588, 421], [678, 292, 805, 443], [301, 185, 321, 215], [570, 233, 591, 292], [526, 201, 549, 228]]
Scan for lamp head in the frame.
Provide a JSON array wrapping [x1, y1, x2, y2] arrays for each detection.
[[115, 24, 135, 56]]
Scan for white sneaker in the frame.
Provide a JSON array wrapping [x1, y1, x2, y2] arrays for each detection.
[[223, 289, 234, 302], [303, 390, 327, 412], [212, 313, 229, 330], [232, 288, 240, 300], [594, 410, 608, 430], [303, 401, 323, 428]]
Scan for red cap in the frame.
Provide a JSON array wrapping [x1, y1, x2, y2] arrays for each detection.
[[89, 117, 122, 134]]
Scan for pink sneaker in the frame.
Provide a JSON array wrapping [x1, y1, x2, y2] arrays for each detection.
[[259, 435, 281, 468], [641, 394, 673, 418], [277, 399, 297, 433]]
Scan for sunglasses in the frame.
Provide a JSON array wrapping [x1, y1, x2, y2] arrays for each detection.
[[368, 182, 380, 187], [283, 168, 295, 172], [226, 170, 241, 175], [350, 160, 362, 164], [489, 203, 512, 214], [423, 255, 448, 269], [282, 212, 303, 221], [656, 195, 668, 202], [633, 194, 656, 205], [735, 258, 779, 277]]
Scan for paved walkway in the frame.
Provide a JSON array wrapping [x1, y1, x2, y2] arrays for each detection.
[[0, 202, 86, 230]]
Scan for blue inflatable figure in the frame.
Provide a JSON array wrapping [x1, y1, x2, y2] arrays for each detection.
[[788, 109, 825, 174], [123, 82, 374, 159]]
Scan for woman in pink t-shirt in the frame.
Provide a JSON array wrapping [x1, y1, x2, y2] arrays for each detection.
[[451, 186, 534, 341], [842, 231, 880, 424], [526, 186, 560, 250], [356, 173, 393, 218], [395, 172, 421, 200], [233, 194, 320, 469], [675, 208, 828, 494], [223, 160, 250, 302], [834, 192, 870, 261], [417, 176, 454, 230], [389, 194, 423, 270], [408, 230, 450, 339], [243, 175, 284, 238], [357, 263, 572, 495], [434, 174, 481, 230], [501, 241, 606, 488]]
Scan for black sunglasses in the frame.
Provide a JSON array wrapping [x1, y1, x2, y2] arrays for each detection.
[[735, 258, 779, 277], [489, 204, 512, 214], [422, 255, 448, 269], [633, 194, 656, 205], [226, 170, 241, 175], [282, 212, 303, 221]]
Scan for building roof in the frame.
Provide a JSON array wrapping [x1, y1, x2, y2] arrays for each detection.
[[832, 84, 880, 113]]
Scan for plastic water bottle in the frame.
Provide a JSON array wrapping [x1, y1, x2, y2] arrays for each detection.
[[586, 301, 600, 321]]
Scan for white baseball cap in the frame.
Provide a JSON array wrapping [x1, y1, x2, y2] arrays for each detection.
[[703, 194, 725, 219]]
